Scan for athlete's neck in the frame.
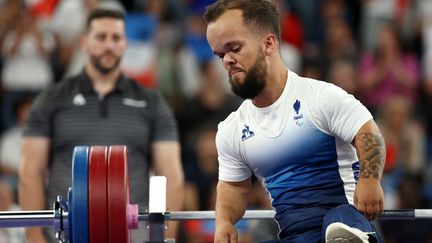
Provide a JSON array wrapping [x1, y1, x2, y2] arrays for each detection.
[[85, 64, 121, 96], [252, 62, 288, 108]]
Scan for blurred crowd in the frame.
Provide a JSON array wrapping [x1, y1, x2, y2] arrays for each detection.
[[0, 0, 432, 242]]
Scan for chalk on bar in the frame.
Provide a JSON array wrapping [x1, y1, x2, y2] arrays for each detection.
[[149, 176, 167, 213]]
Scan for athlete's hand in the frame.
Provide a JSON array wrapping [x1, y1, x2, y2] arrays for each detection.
[[214, 221, 238, 243], [354, 178, 384, 220], [26, 228, 48, 243]]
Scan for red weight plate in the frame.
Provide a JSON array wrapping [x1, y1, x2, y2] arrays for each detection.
[[107, 145, 130, 243], [88, 146, 108, 243]]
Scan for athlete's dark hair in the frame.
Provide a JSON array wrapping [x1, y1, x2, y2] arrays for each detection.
[[203, 0, 280, 42]]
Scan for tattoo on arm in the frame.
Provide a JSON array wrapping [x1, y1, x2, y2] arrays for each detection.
[[354, 133, 386, 179]]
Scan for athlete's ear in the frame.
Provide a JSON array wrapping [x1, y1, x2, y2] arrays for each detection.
[[263, 33, 277, 56]]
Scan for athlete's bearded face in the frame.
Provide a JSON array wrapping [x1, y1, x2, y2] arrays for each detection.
[[229, 48, 267, 100], [206, 9, 269, 100]]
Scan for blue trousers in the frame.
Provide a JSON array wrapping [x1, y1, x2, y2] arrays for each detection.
[[262, 204, 382, 243]]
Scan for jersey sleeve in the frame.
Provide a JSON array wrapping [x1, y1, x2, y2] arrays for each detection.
[[150, 91, 179, 141], [216, 122, 252, 182], [23, 90, 54, 138], [310, 83, 373, 144]]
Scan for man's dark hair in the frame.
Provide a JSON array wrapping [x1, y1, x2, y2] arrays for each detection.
[[85, 8, 125, 32], [203, 0, 280, 42]]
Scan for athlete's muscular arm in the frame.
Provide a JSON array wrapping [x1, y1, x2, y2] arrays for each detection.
[[152, 141, 184, 239], [352, 119, 386, 220], [214, 178, 251, 243], [19, 137, 50, 243]]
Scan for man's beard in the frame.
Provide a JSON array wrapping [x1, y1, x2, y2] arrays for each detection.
[[90, 53, 121, 74], [229, 49, 267, 100]]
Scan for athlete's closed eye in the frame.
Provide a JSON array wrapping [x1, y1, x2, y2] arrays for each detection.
[[231, 46, 240, 53], [214, 44, 241, 61]]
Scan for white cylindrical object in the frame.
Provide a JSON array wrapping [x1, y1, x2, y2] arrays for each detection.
[[415, 209, 432, 218], [149, 176, 167, 213]]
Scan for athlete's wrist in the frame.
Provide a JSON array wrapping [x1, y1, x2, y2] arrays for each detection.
[[358, 177, 381, 184]]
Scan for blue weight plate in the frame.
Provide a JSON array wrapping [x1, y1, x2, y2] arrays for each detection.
[[71, 146, 89, 243], [67, 188, 73, 243]]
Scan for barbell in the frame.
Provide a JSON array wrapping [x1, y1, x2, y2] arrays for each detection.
[[0, 145, 431, 243]]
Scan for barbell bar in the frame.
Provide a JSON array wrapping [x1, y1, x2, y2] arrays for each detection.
[[2, 209, 432, 229]]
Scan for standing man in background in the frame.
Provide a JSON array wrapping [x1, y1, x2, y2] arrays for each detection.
[[19, 7, 184, 243], [204, 0, 385, 242]]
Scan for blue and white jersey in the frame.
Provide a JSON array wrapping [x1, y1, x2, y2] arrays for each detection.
[[216, 70, 372, 234]]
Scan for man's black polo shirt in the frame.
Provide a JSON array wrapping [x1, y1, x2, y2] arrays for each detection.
[[24, 71, 178, 210]]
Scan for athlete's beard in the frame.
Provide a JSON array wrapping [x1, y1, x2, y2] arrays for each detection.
[[90, 52, 121, 74], [229, 49, 267, 100]]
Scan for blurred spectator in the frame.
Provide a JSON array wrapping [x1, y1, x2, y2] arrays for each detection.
[[360, 0, 417, 51], [1, 11, 55, 90], [376, 95, 426, 210], [1, 9, 55, 129], [175, 12, 218, 99], [289, 0, 322, 45], [151, 1, 197, 100], [300, 0, 357, 80], [328, 60, 358, 96], [181, 127, 219, 242], [420, 75, 432, 155], [185, 127, 219, 211], [305, 17, 358, 81], [273, 0, 304, 50], [121, 0, 165, 88], [417, 0, 432, 80], [280, 42, 302, 74], [301, 56, 325, 80], [0, 94, 33, 191], [357, 23, 420, 114], [49, 0, 96, 78], [0, 0, 23, 51], [360, 0, 394, 51], [325, 18, 358, 64], [0, 181, 25, 243], [321, 0, 349, 25], [418, 55, 432, 205], [26, 0, 60, 19], [397, 173, 428, 209], [415, 0, 432, 204], [378, 95, 425, 175], [320, 0, 354, 40], [272, 0, 303, 73]]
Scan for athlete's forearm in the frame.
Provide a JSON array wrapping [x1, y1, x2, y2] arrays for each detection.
[[165, 169, 184, 239], [19, 138, 49, 210], [354, 132, 386, 180], [19, 153, 47, 242], [215, 179, 251, 224]]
